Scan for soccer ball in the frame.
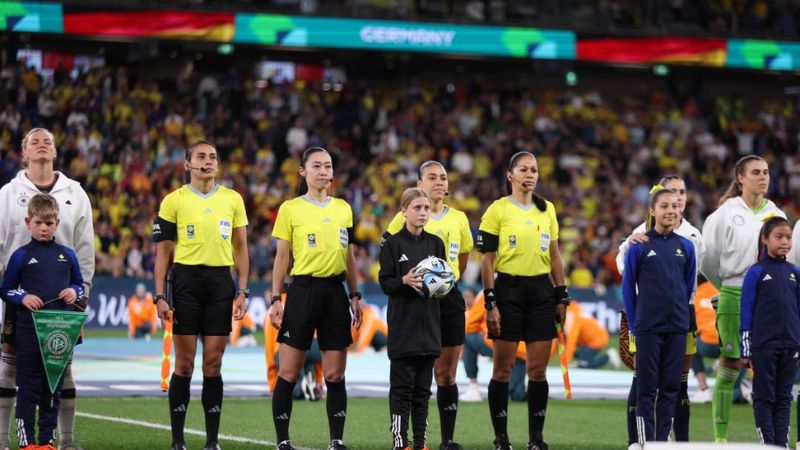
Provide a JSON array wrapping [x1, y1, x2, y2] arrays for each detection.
[[413, 256, 456, 299]]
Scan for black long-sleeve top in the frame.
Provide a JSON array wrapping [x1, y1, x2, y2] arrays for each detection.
[[379, 226, 446, 360]]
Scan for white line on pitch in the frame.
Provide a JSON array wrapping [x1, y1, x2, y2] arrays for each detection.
[[76, 411, 319, 449]]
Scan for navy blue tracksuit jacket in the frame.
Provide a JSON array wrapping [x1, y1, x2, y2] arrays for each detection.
[[740, 255, 800, 446], [622, 228, 696, 444], [0, 238, 83, 447], [622, 229, 696, 336]]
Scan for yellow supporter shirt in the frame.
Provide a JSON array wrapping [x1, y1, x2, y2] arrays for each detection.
[[479, 196, 559, 277], [157, 185, 248, 267], [272, 196, 353, 277], [386, 206, 473, 281]]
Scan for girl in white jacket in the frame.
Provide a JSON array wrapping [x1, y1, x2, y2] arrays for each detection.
[[0, 128, 94, 449], [616, 174, 701, 448], [699, 155, 785, 443]]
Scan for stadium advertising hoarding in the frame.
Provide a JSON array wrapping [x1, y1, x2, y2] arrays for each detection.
[[0, 1, 61, 33], [6, 1, 800, 72], [233, 14, 576, 60], [85, 277, 623, 334]]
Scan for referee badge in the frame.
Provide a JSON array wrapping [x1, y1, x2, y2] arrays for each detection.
[[449, 243, 459, 261], [339, 228, 348, 248], [509, 235, 517, 249], [308, 233, 317, 248], [540, 232, 551, 252], [219, 219, 232, 240], [187, 224, 195, 239]]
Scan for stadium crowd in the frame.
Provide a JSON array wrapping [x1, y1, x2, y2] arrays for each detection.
[[0, 60, 799, 289]]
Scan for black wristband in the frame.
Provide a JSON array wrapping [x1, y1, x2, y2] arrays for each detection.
[[270, 295, 282, 305], [483, 289, 496, 311], [349, 291, 362, 300], [554, 285, 571, 306]]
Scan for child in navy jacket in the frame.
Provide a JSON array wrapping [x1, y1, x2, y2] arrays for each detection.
[[740, 217, 800, 447], [622, 188, 696, 446], [0, 194, 83, 450]]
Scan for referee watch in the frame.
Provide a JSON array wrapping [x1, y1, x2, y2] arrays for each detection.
[[483, 289, 497, 311], [154, 294, 166, 305], [236, 288, 250, 298]]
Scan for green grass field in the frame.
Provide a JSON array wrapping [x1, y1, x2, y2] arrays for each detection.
[[66, 397, 769, 449]]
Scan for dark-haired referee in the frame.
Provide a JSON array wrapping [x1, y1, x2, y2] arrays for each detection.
[[153, 142, 250, 450]]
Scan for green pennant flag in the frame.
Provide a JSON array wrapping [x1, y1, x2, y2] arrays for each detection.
[[32, 310, 87, 394]]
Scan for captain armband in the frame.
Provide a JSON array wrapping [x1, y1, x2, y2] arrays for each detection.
[[152, 217, 177, 242], [476, 231, 499, 253]]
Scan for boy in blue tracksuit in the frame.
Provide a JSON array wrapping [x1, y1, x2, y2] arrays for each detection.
[[0, 194, 83, 449], [622, 188, 696, 446], [740, 216, 800, 447]]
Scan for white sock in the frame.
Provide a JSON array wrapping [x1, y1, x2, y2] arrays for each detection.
[[58, 363, 76, 444], [0, 353, 17, 444]]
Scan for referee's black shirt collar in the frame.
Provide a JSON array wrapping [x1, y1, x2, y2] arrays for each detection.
[[399, 225, 424, 242]]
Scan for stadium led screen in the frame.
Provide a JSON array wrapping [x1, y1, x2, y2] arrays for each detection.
[[63, 10, 235, 41], [0, 1, 62, 33], [577, 37, 727, 66], [727, 39, 800, 71], [233, 14, 576, 60]]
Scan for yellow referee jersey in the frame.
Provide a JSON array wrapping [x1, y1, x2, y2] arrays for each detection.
[[479, 196, 559, 276], [157, 185, 248, 267], [272, 196, 353, 277], [386, 206, 473, 281]]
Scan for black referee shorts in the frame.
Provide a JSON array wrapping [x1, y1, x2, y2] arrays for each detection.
[[1, 303, 17, 345], [492, 273, 556, 343], [278, 274, 353, 351], [172, 263, 235, 336], [440, 286, 465, 348]]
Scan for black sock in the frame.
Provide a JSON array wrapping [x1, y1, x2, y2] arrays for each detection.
[[326, 379, 347, 441], [488, 379, 509, 442], [202, 376, 223, 444], [437, 384, 459, 444], [168, 374, 191, 445], [272, 377, 296, 443], [674, 372, 690, 441], [627, 374, 637, 445], [528, 380, 548, 443]]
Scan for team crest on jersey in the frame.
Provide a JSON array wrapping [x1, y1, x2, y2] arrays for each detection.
[[540, 233, 550, 252], [308, 233, 317, 248], [339, 228, 348, 248], [219, 220, 232, 241], [509, 235, 517, 249], [732, 215, 745, 226], [449, 242, 459, 261], [187, 224, 195, 239], [16, 192, 29, 208]]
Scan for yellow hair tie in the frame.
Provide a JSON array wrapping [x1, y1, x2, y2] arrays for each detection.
[[649, 184, 665, 195]]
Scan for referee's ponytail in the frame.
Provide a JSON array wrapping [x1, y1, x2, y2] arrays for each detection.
[[297, 146, 330, 196], [506, 151, 546, 212]]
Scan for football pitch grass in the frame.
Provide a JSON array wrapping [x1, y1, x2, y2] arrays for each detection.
[[71, 397, 768, 449]]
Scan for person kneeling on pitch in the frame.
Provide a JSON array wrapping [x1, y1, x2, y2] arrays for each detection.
[[622, 188, 696, 447], [380, 188, 449, 450], [0, 194, 84, 450]]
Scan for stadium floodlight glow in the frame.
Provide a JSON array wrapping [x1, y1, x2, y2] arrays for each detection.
[[654, 64, 669, 76], [566, 71, 577, 86], [217, 43, 234, 54]]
